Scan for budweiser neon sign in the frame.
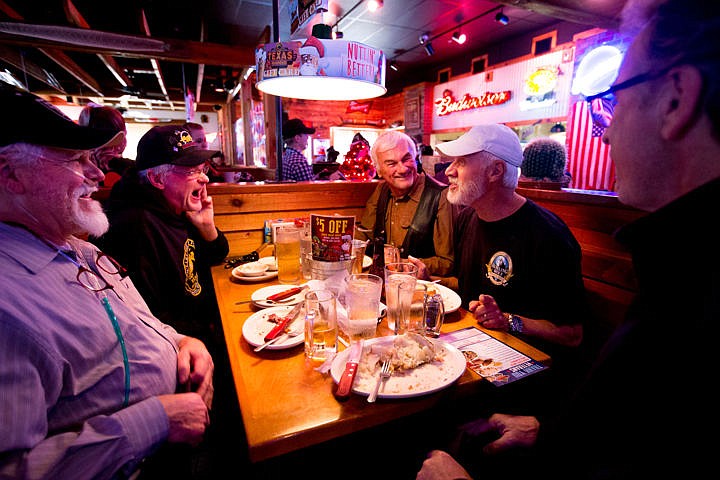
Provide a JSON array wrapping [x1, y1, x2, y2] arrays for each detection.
[[434, 89, 512, 116]]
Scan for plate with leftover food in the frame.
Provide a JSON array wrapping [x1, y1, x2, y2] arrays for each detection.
[[251, 284, 305, 308], [231, 265, 278, 282], [242, 306, 305, 350], [330, 333, 466, 398]]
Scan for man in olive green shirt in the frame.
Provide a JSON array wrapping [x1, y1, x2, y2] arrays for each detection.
[[359, 131, 456, 277]]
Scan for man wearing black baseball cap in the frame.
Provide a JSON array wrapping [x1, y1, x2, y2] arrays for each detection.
[[281, 118, 316, 181], [95, 124, 236, 477], [0, 85, 214, 477], [97, 124, 228, 343]]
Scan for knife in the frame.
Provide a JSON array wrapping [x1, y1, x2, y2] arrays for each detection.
[[266, 285, 308, 302], [263, 302, 304, 342], [335, 340, 364, 398]]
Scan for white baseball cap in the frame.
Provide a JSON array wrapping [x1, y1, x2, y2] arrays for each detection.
[[435, 124, 523, 167]]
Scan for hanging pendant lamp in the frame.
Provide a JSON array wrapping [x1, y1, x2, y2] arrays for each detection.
[[255, 24, 386, 100]]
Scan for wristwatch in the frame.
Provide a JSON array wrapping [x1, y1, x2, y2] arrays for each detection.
[[506, 313, 524, 334]]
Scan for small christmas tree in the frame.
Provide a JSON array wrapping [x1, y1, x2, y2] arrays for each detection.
[[339, 133, 376, 181]]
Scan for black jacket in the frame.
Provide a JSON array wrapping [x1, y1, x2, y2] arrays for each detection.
[[94, 168, 229, 346]]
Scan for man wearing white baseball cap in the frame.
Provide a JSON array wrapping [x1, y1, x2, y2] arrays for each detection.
[[410, 124, 590, 416]]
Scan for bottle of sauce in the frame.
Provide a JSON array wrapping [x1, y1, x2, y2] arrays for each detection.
[[368, 234, 386, 298]]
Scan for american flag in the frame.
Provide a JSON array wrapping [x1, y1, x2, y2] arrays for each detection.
[[566, 100, 616, 191]]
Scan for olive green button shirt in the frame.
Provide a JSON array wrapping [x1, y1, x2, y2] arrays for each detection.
[[359, 173, 456, 276]]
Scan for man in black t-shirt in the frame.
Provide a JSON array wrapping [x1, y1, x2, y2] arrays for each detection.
[[410, 124, 591, 415]]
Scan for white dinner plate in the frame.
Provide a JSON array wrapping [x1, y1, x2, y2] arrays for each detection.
[[330, 336, 466, 399], [231, 266, 278, 282], [242, 306, 305, 350], [251, 284, 305, 308], [258, 256, 278, 271], [417, 280, 462, 313]]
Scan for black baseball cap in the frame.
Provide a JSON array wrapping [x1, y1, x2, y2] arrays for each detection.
[[0, 83, 122, 150], [136, 125, 221, 170], [282, 118, 315, 140]]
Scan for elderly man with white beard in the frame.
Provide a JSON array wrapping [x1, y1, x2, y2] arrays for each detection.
[[408, 124, 590, 417], [0, 84, 213, 479]]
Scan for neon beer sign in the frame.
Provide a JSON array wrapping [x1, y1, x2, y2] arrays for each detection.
[[434, 89, 512, 116]]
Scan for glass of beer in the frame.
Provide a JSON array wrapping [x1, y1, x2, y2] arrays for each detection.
[[304, 289, 338, 363], [276, 225, 301, 284]]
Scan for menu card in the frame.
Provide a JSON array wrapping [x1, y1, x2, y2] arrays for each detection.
[[440, 327, 548, 387], [310, 214, 355, 261]]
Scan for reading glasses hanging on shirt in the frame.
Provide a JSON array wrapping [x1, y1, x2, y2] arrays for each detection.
[[57, 249, 128, 292]]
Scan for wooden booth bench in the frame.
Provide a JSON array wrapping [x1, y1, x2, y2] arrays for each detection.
[[96, 180, 643, 340]]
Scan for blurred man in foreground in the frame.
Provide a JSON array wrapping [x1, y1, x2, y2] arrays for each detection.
[[0, 84, 213, 479], [417, 0, 717, 478]]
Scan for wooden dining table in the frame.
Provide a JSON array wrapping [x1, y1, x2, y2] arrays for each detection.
[[211, 263, 551, 464]]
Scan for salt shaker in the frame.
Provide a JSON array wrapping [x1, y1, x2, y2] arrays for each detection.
[[424, 293, 445, 337]]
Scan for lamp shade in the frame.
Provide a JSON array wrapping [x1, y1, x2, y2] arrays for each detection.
[[255, 38, 386, 100]]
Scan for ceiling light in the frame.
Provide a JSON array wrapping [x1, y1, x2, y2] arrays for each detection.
[[423, 43, 435, 56], [451, 31, 467, 45], [367, 0, 383, 12], [333, 30, 343, 39], [495, 10, 509, 25], [389, 61, 398, 71], [255, 30, 386, 100], [419, 33, 430, 45]]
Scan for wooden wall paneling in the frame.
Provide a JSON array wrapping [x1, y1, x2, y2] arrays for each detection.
[[208, 181, 379, 255]]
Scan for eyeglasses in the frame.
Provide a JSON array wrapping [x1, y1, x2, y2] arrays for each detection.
[[584, 65, 674, 129], [56, 249, 128, 292], [37, 151, 92, 165], [171, 163, 210, 179]]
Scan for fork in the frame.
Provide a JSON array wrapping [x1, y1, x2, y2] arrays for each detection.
[[367, 359, 392, 403]]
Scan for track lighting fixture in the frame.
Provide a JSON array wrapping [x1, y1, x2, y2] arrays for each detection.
[[419, 33, 430, 45], [423, 43, 435, 56], [495, 9, 509, 25], [389, 61, 398, 71], [451, 31, 467, 45]]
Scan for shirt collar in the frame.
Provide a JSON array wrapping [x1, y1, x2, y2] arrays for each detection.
[[0, 221, 64, 274]]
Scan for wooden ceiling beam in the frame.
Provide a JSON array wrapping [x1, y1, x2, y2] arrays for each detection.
[[38, 47, 103, 96], [492, 0, 619, 30], [0, 44, 66, 92], [140, 9, 170, 104], [63, 0, 133, 89], [0, 23, 254, 67], [0, 3, 102, 96]]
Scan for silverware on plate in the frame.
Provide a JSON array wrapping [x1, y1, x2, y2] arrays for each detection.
[[367, 359, 392, 403]]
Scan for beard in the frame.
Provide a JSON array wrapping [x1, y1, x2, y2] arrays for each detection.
[[70, 189, 109, 238], [447, 177, 485, 206]]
